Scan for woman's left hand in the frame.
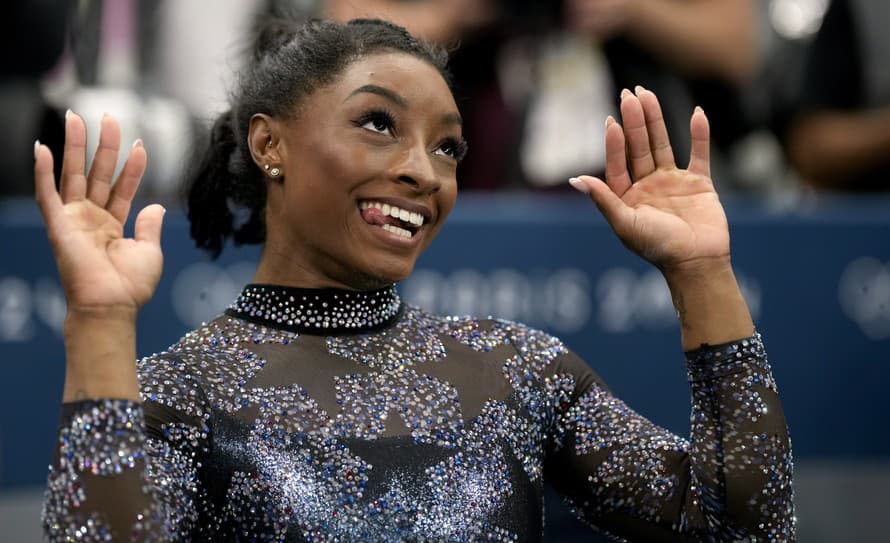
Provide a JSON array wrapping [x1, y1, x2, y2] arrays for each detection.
[[571, 87, 729, 276]]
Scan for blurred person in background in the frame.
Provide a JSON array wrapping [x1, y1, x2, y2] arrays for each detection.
[[0, 0, 67, 198], [785, 0, 890, 191], [433, 0, 763, 191], [322, 0, 496, 45]]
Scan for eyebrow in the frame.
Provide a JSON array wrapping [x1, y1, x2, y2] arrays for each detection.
[[346, 84, 408, 108], [441, 113, 463, 126], [346, 84, 463, 126]]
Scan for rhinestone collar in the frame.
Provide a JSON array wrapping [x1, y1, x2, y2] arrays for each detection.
[[225, 284, 403, 335]]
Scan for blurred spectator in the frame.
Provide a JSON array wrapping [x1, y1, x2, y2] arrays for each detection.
[[446, 1, 761, 191], [785, 0, 890, 191], [566, 0, 757, 83], [0, 0, 68, 197], [322, 0, 496, 46]]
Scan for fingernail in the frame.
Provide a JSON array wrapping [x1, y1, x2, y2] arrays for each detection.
[[65, 108, 72, 121], [605, 115, 616, 128], [568, 177, 591, 193], [33, 139, 40, 159], [620, 88, 632, 99], [634, 85, 645, 95], [694, 106, 704, 115], [132, 138, 143, 149]]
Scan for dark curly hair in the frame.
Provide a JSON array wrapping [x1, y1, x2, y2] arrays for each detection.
[[184, 17, 451, 258]]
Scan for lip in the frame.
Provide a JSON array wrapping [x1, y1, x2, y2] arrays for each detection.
[[356, 196, 433, 223], [358, 210, 426, 250]]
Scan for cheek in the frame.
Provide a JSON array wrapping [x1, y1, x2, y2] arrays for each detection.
[[439, 177, 459, 217]]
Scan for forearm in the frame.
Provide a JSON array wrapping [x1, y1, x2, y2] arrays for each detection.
[[63, 310, 141, 402], [788, 107, 890, 187], [625, 0, 756, 82], [663, 258, 754, 351], [685, 335, 795, 539]]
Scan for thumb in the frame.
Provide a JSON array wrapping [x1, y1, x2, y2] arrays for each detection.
[[134, 204, 166, 246], [572, 175, 633, 230]]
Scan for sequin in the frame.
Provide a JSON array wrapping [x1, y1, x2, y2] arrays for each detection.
[[43, 285, 795, 542]]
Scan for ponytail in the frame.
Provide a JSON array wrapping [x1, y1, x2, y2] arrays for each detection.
[[184, 110, 266, 259]]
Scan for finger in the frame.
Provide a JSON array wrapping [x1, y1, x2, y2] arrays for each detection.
[[688, 106, 711, 178], [86, 113, 121, 208], [134, 204, 166, 246], [619, 88, 656, 180], [604, 116, 633, 197], [636, 87, 675, 170], [106, 140, 147, 224], [574, 175, 634, 231], [60, 109, 88, 202], [34, 141, 64, 231]]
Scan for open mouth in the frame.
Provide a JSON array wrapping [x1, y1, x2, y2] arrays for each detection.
[[359, 201, 426, 239]]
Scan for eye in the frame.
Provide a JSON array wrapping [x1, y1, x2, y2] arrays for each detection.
[[434, 137, 469, 162], [354, 110, 395, 136]]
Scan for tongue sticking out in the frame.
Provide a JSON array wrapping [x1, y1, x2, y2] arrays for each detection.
[[361, 207, 388, 226], [361, 207, 406, 228]]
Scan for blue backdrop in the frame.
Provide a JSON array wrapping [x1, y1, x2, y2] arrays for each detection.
[[1, 193, 889, 489]]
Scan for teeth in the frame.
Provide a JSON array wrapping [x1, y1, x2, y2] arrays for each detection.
[[360, 201, 425, 226], [382, 223, 412, 238]]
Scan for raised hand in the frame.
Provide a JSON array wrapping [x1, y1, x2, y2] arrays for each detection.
[[571, 87, 729, 276], [34, 111, 165, 320], [572, 87, 754, 349]]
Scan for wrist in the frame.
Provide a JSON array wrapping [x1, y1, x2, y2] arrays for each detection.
[[661, 255, 734, 288], [659, 257, 755, 350], [63, 309, 140, 403], [65, 306, 138, 328]]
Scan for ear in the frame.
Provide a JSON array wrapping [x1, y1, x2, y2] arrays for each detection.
[[248, 114, 283, 177]]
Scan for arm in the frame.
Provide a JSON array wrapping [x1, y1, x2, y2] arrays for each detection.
[[562, 87, 794, 536], [35, 112, 189, 540], [787, 106, 890, 188], [546, 337, 793, 540], [566, 0, 757, 83], [43, 391, 209, 541], [783, 0, 890, 189]]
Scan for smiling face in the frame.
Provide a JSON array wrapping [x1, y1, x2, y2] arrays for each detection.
[[253, 52, 464, 290]]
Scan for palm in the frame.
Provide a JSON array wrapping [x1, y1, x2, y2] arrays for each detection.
[[619, 169, 728, 266], [35, 113, 165, 314], [575, 89, 729, 271]]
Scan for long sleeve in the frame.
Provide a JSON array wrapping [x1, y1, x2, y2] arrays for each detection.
[[42, 353, 212, 542], [545, 334, 795, 541]]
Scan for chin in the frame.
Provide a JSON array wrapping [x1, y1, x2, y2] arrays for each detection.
[[346, 259, 415, 290]]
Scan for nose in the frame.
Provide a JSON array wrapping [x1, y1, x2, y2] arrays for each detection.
[[391, 143, 440, 194]]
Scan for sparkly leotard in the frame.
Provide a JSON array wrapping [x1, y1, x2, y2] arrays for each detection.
[[43, 284, 795, 542]]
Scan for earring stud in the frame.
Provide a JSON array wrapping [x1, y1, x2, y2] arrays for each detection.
[[264, 164, 270, 171], [270, 167, 281, 177]]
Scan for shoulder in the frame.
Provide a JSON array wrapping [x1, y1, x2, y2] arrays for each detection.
[[135, 314, 298, 413]]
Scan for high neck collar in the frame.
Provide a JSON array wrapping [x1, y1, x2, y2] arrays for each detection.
[[225, 284, 403, 335]]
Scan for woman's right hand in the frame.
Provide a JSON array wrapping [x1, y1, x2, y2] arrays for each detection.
[[35, 111, 165, 321]]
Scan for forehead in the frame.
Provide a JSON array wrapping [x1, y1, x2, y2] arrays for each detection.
[[323, 52, 457, 111]]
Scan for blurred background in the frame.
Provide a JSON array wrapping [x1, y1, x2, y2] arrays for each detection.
[[1, 0, 888, 540]]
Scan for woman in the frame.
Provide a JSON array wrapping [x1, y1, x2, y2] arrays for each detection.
[[36, 18, 794, 542]]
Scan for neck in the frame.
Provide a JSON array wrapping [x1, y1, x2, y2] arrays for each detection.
[[253, 245, 390, 291]]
